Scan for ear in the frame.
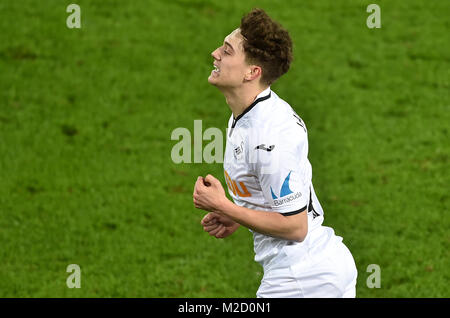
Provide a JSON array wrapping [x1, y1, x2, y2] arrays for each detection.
[[244, 65, 262, 82]]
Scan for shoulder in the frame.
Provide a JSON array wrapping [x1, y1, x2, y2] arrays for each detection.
[[249, 91, 308, 147]]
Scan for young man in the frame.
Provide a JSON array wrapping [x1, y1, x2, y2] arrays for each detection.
[[193, 8, 357, 298]]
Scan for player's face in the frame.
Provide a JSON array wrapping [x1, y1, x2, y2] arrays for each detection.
[[208, 28, 250, 88]]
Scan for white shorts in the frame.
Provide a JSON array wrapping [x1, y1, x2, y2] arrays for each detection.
[[256, 234, 357, 298]]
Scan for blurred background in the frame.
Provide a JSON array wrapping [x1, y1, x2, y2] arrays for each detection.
[[0, 0, 448, 297]]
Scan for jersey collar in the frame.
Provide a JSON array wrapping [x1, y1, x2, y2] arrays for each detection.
[[231, 87, 272, 129]]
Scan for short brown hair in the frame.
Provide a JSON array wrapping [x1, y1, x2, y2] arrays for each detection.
[[240, 8, 293, 86]]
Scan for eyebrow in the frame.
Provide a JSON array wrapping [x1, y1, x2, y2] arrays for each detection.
[[224, 41, 235, 52]]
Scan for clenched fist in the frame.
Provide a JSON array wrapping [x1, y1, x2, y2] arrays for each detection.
[[201, 212, 240, 239]]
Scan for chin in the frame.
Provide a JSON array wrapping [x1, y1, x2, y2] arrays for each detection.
[[208, 76, 218, 86]]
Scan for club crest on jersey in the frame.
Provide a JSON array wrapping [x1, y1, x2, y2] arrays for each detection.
[[270, 171, 302, 206], [233, 141, 244, 160]]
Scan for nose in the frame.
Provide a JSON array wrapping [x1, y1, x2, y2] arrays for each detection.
[[211, 48, 220, 61]]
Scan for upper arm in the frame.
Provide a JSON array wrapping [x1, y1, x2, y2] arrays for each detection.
[[279, 209, 308, 242], [252, 122, 311, 216]]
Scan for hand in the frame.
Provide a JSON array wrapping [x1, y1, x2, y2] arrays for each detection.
[[193, 174, 228, 213], [201, 212, 240, 239]]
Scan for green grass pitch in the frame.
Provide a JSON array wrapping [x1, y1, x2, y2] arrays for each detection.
[[0, 0, 448, 297]]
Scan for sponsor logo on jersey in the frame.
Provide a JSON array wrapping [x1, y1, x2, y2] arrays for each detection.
[[270, 171, 302, 206], [224, 170, 252, 197]]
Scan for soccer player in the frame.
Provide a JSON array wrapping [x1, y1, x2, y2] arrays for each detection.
[[193, 8, 357, 298]]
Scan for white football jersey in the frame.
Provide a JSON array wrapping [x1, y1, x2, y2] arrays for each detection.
[[223, 87, 332, 270]]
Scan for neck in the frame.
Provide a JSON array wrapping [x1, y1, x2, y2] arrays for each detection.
[[220, 84, 269, 118]]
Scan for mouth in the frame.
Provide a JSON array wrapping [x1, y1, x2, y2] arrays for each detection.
[[212, 63, 220, 74]]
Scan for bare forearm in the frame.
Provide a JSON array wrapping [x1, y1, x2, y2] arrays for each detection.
[[215, 198, 307, 242]]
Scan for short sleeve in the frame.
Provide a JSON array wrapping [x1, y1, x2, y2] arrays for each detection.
[[252, 124, 311, 214]]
